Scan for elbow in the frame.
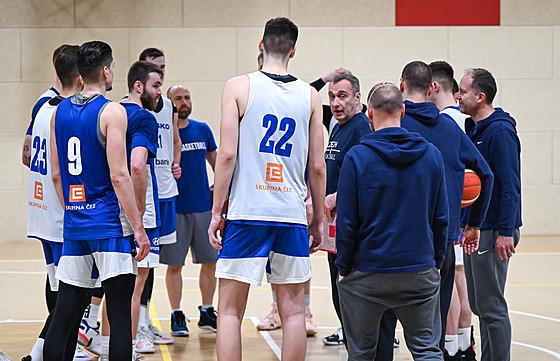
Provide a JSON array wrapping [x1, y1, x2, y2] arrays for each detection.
[[219, 149, 237, 166], [131, 161, 144, 178], [309, 161, 326, 180], [110, 170, 129, 188]]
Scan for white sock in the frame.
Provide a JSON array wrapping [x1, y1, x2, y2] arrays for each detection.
[[145, 301, 152, 325], [304, 294, 311, 307], [458, 327, 472, 351], [445, 335, 459, 356], [84, 303, 100, 325], [30, 338, 44, 360], [272, 290, 277, 303], [201, 304, 212, 310], [101, 335, 110, 357], [138, 306, 148, 328]]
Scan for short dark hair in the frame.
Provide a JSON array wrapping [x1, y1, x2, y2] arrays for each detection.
[[429, 61, 454, 93], [452, 79, 459, 94], [127, 61, 164, 92], [367, 82, 403, 114], [401, 61, 432, 94], [54, 45, 80, 88], [139, 48, 164, 61], [262, 17, 298, 58], [52, 44, 72, 64], [466, 68, 497, 104], [76, 41, 113, 83], [331, 73, 360, 95]]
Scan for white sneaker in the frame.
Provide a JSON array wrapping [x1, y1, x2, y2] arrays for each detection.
[[132, 350, 145, 361], [78, 320, 102, 356], [73, 345, 94, 361], [148, 323, 174, 344], [134, 325, 155, 353], [0, 350, 11, 361]]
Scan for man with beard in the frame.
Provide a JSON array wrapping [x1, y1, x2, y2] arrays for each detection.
[[165, 84, 219, 333], [119, 61, 163, 356]]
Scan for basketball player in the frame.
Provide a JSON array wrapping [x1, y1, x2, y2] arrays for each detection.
[[208, 17, 325, 361], [120, 61, 164, 354], [375, 61, 494, 361], [43, 40, 150, 361], [458, 68, 522, 361], [23, 45, 93, 361], [166, 84, 219, 333], [139, 48, 182, 341]]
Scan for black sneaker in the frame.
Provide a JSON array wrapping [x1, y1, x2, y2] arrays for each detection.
[[198, 306, 217, 332], [444, 350, 461, 361], [21, 356, 32, 361], [322, 327, 344, 346], [461, 347, 477, 361], [171, 310, 189, 336]]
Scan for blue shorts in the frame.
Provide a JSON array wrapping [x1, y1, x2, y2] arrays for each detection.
[[216, 220, 311, 286], [137, 228, 160, 268], [56, 236, 137, 288], [158, 198, 177, 245], [41, 239, 63, 291]]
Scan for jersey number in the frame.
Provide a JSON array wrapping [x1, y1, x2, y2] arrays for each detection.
[[67, 137, 82, 175], [30, 136, 48, 175], [259, 114, 296, 157]]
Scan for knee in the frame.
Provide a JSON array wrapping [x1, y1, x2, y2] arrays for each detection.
[[167, 265, 182, 275], [201, 263, 216, 273]]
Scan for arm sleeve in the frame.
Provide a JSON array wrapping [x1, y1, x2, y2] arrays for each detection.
[[310, 78, 326, 92], [489, 129, 522, 236], [335, 155, 359, 276], [459, 132, 494, 227]]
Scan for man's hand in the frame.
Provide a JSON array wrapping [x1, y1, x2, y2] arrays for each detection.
[[134, 227, 150, 262], [461, 225, 480, 255], [497, 235, 515, 260], [308, 219, 323, 254], [338, 274, 345, 282], [324, 193, 336, 220], [208, 212, 225, 250], [322, 68, 351, 83], [172, 163, 182, 179]]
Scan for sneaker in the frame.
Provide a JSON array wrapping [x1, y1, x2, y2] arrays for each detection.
[[256, 303, 282, 331], [0, 351, 11, 361], [171, 310, 190, 336], [78, 320, 102, 355], [20, 356, 30, 361], [198, 306, 217, 332], [134, 325, 155, 354], [148, 323, 174, 344], [444, 349, 461, 361], [73, 345, 94, 361], [304, 306, 317, 336], [322, 327, 344, 346], [461, 347, 477, 361], [393, 336, 400, 348], [132, 350, 145, 361]]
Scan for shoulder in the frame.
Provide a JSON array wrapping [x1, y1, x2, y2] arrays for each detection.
[[224, 74, 250, 91]]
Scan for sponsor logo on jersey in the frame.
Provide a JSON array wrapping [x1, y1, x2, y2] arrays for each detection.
[[266, 163, 283, 183], [156, 158, 170, 166], [158, 123, 170, 129], [181, 142, 207, 151], [69, 185, 86, 202], [34, 181, 44, 201]]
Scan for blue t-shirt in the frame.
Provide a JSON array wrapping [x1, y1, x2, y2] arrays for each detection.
[[175, 119, 217, 213], [325, 112, 371, 195]]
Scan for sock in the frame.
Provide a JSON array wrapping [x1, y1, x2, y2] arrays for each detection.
[[458, 327, 472, 351], [304, 294, 310, 307], [29, 338, 44, 360], [201, 305, 212, 310], [445, 334, 459, 356], [84, 303, 100, 325], [101, 335, 110, 357], [138, 306, 147, 328], [145, 300, 152, 325], [272, 290, 277, 303]]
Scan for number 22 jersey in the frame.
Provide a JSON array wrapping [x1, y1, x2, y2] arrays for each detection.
[[54, 93, 133, 240], [227, 71, 311, 225]]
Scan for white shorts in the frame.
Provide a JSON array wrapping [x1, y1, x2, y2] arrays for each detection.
[[454, 243, 464, 266], [137, 228, 159, 268], [56, 236, 138, 288]]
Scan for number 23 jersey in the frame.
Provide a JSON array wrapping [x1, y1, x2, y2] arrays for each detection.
[[227, 71, 311, 225], [54, 94, 133, 240]]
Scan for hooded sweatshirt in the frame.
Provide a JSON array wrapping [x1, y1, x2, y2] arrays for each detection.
[[335, 127, 449, 276], [401, 101, 494, 242], [464, 108, 522, 236]]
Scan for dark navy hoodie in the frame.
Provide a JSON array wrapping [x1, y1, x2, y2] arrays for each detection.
[[335, 127, 449, 276], [464, 108, 522, 236], [401, 101, 494, 242]]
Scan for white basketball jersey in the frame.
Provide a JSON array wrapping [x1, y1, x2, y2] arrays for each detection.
[[227, 71, 311, 225], [27, 98, 64, 242], [441, 106, 468, 132], [152, 96, 178, 199]]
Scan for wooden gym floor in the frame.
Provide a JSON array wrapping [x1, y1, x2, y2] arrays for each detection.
[[1, 235, 559, 360]]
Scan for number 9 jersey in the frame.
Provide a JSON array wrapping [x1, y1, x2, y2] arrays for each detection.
[[54, 94, 133, 240], [227, 71, 311, 225]]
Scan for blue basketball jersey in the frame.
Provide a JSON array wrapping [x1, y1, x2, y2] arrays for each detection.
[[55, 93, 133, 240]]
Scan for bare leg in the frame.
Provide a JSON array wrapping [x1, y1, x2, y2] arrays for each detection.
[[455, 266, 472, 328], [276, 283, 306, 361], [199, 263, 217, 305], [131, 267, 150, 336], [216, 278, 250, 361], [166, 265, 183, 310], [447, 282, 460, 335]]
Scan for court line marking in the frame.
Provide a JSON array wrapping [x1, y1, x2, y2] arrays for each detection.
[[249, 316, 282, 360], [149, 303, 172, 361], [511, 310, 560, 323], [512, 342, 560, 359]]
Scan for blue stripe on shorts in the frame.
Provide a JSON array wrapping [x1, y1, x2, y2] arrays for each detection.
[[41, 239, 63, 266]]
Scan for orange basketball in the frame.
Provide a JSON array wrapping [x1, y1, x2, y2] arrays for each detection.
[[462, 169, 481, 208]]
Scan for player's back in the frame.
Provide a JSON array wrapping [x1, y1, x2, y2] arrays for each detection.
[[55, 93, 132, 240], [227, 71, 311, 225]]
